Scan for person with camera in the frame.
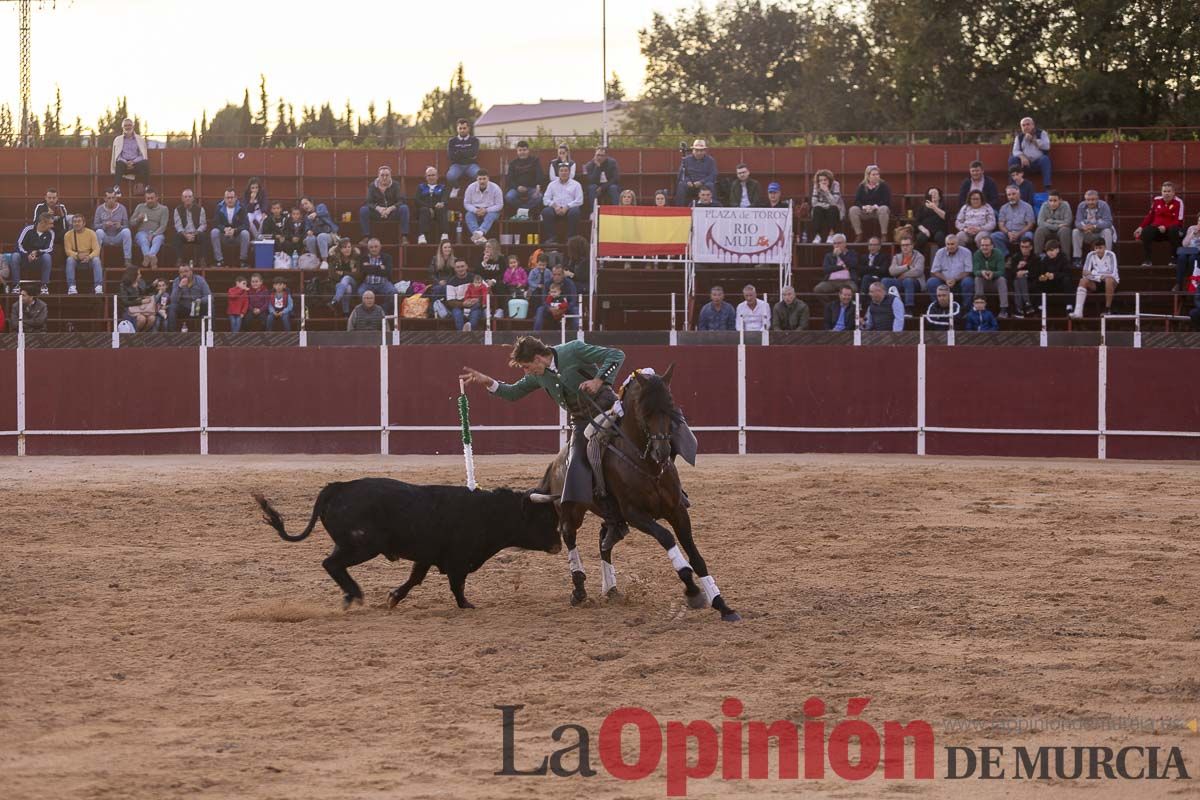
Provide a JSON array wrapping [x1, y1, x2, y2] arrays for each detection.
[[674, 139, 718, 207]]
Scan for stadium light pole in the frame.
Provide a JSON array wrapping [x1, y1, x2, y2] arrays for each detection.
[[601, 0, 608, 147]]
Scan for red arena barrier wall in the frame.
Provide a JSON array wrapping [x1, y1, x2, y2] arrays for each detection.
[[3, 344, 1197, 461], [23, 348, 200, 455], [924, 347, 1099, 459], [1104, 348, 1200, 461], [207, 347, 381, 455], [745, 346, 918, 453]]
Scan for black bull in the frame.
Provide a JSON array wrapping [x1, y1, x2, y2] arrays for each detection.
[[254, 479, 560, 609]]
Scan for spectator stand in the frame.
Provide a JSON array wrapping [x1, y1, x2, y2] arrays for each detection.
[[590, 204, 693, 331]]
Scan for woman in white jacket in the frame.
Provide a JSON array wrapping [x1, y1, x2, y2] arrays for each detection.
[[1070, 238, 1120, 319]]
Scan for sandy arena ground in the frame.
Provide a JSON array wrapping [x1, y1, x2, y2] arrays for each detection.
[[1, 453, 1198, 799]]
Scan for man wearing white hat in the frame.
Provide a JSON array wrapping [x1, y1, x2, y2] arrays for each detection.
[[675, 139, 718, 206]]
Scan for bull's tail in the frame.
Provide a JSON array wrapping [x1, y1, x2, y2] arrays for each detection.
[[253, 484, 337, 543]]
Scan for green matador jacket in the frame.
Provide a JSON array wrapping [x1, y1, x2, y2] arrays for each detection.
[[492, 340, 624, 417]]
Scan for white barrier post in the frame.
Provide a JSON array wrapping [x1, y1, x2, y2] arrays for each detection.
[[16, 297, 24, 455], [484, 290, 493, 346], [670, 292, 678, 346], [111, 295, 119, 348], [853, 292, 862, 346], [299, 292, 308, 347], [1040, 292, 1048, 347], [1134, 292, 1142, 348]]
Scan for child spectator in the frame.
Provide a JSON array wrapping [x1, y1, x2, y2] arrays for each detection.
[[503, 253, 528, 296], [966, 296, 999, 331], [462, 272, 490, 330], [1070, 238, 1120, 319], [260, 202, 288, 251], [281, 207, 307, 259], [246, 273, 271, 330], [545, 284, 570, 324], [265, 277, 293, 332], [527, 252, 550, 304], [227, 275, 249, 332], [152, 278, 170, 331]]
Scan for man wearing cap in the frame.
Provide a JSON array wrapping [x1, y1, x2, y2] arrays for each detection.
[[675, 139, 718, 207]]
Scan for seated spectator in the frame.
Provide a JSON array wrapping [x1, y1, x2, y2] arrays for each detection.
[[527, 251, 550, 302], [503, 253, 529, 314], [328, 237, 361, 314], [151, 278, 170, 330], [173, 189, 208, 266], [1007, 166, 1034, 206], [10, 287, 48, 332], [540, 164, 584, 245], [725, 164, 762, 208], [118, 265, 156, 331], [11, 213, 55, 295], [563, 235, 589, 293], [957, 160, 1001, 211], [226, 274, 248, 332], [1007, 238, 1038, 317], [1072, 189, 1115, 268], [210, 189, 250, 268], [547, 143, 577, 186], [927, 235, 976, 307], [245, 273, 270, 330], [1034, 190, 1072, 257], [809, 169, 843, 243], [966, 296, 999, 331], [813, 234, 860, 296], [693, 187, 721, 207], [243, 177, 268, 240], [428, 240, 457, 299], [823, 285, 858, 330], [858, 236, 889, 298], [444, 258, 473, 327], [1174, 211, 1200, 292], [913, 187, 948, 251], [533, 266, 579, 331], [301, 196, 339, 266], [463, 170, 503, 244], [585, 147, 621, 207], [1134, 181, 1185, 267], [348, 290, 387, 332], [992, 185, 1035, 255], [479, 238, 505, 312], [63, 213, 103, 295], [972, 236, 1010, 318], [697, 285, 735, 330], [446, 118, 481, 194], [132, 188, 169, 268], [771, 284, 809, 331], [883, 234, 926, 314], [863, 281, 904, 332], [505, 141, 546, 214], [619, 189, 637, 206], [357, 237, 397, 297], [923, 283, 963, 328], [954, 190, 996, 248], [735, 284, 771, 331], [264, 276, 293, 332], [416, 166, 450, 244], [280, 207, 308, 258], [1007, 116, 1052, 187], [167, 262, 212, 331], [359, 166, 410, 246], [94, 188, 133, 267], [1032, 238, 1073, 310], [260, 201, 287, 252], [653, 189, 669, 207], [848, 165, 891, 242], [33, 187, 70, 243], [110, 117, 149, 189], [462, 272, 490, 329], [675, 139, 717, 207], [1070, 238, 1120, 319], [542, 283, 570, 327]]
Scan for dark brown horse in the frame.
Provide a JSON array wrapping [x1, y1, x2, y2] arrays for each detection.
[[540, 365, 740, 621]]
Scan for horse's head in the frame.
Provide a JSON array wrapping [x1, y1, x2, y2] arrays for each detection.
[[625, 364, 676, 467]]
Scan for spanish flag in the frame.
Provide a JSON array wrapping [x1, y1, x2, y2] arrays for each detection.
[[596, 206, 692, 257]]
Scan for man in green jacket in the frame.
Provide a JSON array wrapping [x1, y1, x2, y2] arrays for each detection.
[[972, 236, 1011, 319], [460, 336, 626, 522]]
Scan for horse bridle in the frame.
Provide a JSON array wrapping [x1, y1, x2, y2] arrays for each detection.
[[582, 390, 670, 479], [640, 423, 671, 465]]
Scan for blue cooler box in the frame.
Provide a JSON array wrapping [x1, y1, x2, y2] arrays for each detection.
[[253, 240, 275, 268]]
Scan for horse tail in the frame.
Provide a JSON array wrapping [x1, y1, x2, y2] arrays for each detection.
[[253, 484, 337, 543]]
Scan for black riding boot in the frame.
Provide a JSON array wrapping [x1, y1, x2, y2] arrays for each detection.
[[597, 494, 628, 552]]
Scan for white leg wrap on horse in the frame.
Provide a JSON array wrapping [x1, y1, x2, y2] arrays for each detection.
[[700, 575, 720, 603], [600, 561, 617, 594], [666, 545, 689, 572], [567, 548, 585, 574]]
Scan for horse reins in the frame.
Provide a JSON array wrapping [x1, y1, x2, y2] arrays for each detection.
[[581, 390, 669, 480]]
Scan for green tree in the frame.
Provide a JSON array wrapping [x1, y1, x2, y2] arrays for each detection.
[[415, 63, 482, 134], [606, 72, 626, 102]]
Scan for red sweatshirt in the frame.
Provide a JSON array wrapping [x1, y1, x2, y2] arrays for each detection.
[[1140, 195, 1184, 229], [464, 282, 489, 306], [226, 285, 249, 315]]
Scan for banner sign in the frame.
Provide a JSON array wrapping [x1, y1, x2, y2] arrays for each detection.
[[690, 207, 792, 263], [596, 206, 692, 257]]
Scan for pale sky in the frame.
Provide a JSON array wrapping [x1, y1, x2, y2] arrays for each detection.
[[1, 0, 697, 133]]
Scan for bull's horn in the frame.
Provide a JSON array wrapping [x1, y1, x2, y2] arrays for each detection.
[[528, 492, 555, 503]]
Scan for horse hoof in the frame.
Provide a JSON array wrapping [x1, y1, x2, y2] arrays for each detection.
[[341, 594, 361, 610], [720, 611, 742, 622], [570, 590, 588, 607], [387, 592, 402, 609], [460, 602, 476, 610], [604, 587, 623, 601], [685, 590, 708, 610]]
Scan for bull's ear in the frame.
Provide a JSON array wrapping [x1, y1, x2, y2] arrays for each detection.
[[662, 363, 676, 385], [527, 492, 555, 504]]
